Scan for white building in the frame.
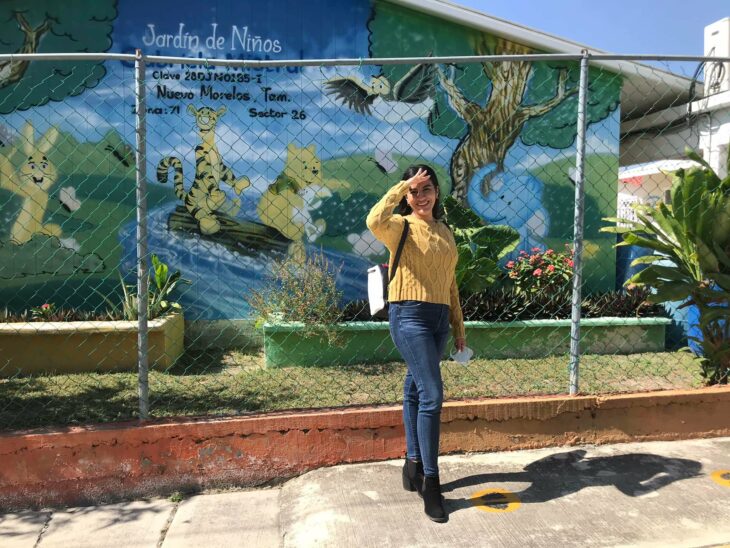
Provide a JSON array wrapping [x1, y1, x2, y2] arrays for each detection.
[[619, 16, 730, 214]]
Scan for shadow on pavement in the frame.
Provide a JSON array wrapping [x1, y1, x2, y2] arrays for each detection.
[[0, 511, 49, 539], [441, 449, 703, 514]]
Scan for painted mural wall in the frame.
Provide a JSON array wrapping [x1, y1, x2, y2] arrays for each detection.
[[0, 0, 620, 319]]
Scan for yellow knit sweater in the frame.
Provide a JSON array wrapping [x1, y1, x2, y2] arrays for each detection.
[[366, 181, 465, 339]]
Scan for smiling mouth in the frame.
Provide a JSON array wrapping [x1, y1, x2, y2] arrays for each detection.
[[33, 176, 44, 185]]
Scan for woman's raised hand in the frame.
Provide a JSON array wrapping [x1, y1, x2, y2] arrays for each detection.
[[404, 168, 430, 187]]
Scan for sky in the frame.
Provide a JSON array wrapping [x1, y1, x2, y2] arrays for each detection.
[[457, 0, 729, 77]]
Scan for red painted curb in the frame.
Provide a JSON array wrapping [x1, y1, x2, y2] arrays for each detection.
[[2, 387, 730, 510]]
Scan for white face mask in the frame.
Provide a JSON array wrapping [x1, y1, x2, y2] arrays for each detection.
[[450, 347, 474, 364]]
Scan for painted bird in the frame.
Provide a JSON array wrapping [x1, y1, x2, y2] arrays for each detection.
[[325, 60, 436, 116]]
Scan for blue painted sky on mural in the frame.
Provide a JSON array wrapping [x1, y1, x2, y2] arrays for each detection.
[[3, 0, 619, 194], [458, 0, 728, 76]]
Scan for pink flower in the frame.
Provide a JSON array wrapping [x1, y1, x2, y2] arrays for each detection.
[[531, 247, 541, 252], [533, 268, 543, 277], [547, 264, 555, 273], [506, 261, 515, 269], [41, 303, 51, 310], [545, 249, 554, 255], [566, 259, 574, 268]]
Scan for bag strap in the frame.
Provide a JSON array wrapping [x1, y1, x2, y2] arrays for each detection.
[[389, 220, 409, 283]]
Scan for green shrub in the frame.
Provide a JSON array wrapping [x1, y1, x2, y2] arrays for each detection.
[[246, 250, 344, 345], [442, 195, 520, 295], [94, 254, 188, 321], [460, 285, 663, 322], [506, 245, 574, 299], [2, 305, 123, 322], [602, 148, 730, 384]]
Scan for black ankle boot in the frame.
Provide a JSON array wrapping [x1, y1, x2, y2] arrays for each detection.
[[422, 475, 447, 522], [402, 458, 424, 493]]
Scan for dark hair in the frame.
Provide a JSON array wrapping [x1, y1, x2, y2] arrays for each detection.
[[397, 164, 443, 219]]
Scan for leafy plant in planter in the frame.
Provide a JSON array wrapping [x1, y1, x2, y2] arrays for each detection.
[[1, 255, 188, 376], [339, 300, 375, 322], [501, 245, 575, 316], [4, 254, 190, 324], [602, 149, 730, 384], [2, 305, 124, 322], [30, 302, 56, 320], [442, 196, 520, 295], [460, 285, 664, 322], [461, 287, 534, 321], [97, 254, 189, 321], [582, 286, 666, 319], [246, 250, 344, 346], [506, 246, 574, 298]]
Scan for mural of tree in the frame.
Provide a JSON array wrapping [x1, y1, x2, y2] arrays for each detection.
[[368, 3, 621, 206], [0, 1, 117, 114]]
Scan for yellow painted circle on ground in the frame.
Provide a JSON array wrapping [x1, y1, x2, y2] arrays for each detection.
[[710, 470, 730, 487], [469, 488, 521, 513]]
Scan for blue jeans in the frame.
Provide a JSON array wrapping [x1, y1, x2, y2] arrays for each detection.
[[389, 300, 450, 477]]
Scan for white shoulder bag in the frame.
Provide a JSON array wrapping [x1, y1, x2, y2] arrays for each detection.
[[367, 220, 409, 319]]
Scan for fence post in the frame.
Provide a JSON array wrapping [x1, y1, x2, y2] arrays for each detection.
[[569, 50, 590, 395], [134, 49, 150, 419]]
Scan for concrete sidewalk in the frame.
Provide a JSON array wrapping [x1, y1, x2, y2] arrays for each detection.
[[3, 437, 730, 547]]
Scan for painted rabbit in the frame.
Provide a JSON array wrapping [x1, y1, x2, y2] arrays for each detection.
[[0, 121, 61, 244]]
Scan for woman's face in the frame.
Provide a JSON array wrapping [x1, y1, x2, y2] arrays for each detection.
[[406, 177, 438, 220]]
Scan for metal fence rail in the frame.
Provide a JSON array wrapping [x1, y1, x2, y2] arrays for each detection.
[[0, 51, 728, 430]]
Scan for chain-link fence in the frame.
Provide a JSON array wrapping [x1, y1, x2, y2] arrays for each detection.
[[1, 50, 728, 431]]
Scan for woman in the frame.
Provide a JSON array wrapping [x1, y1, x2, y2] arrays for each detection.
[[366, 164, 466, 523]]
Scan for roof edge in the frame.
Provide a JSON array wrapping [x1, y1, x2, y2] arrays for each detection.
[[388, 0, 694, 91]]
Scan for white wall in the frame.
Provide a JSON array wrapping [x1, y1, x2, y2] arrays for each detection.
[[699, 106, 730, 178]]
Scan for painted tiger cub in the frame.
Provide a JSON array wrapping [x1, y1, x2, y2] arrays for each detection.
[[157, 105, 250, 235]]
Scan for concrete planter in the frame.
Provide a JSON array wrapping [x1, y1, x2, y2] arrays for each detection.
[[0, 313, 184, 376], [263, 317, 671, 367]]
